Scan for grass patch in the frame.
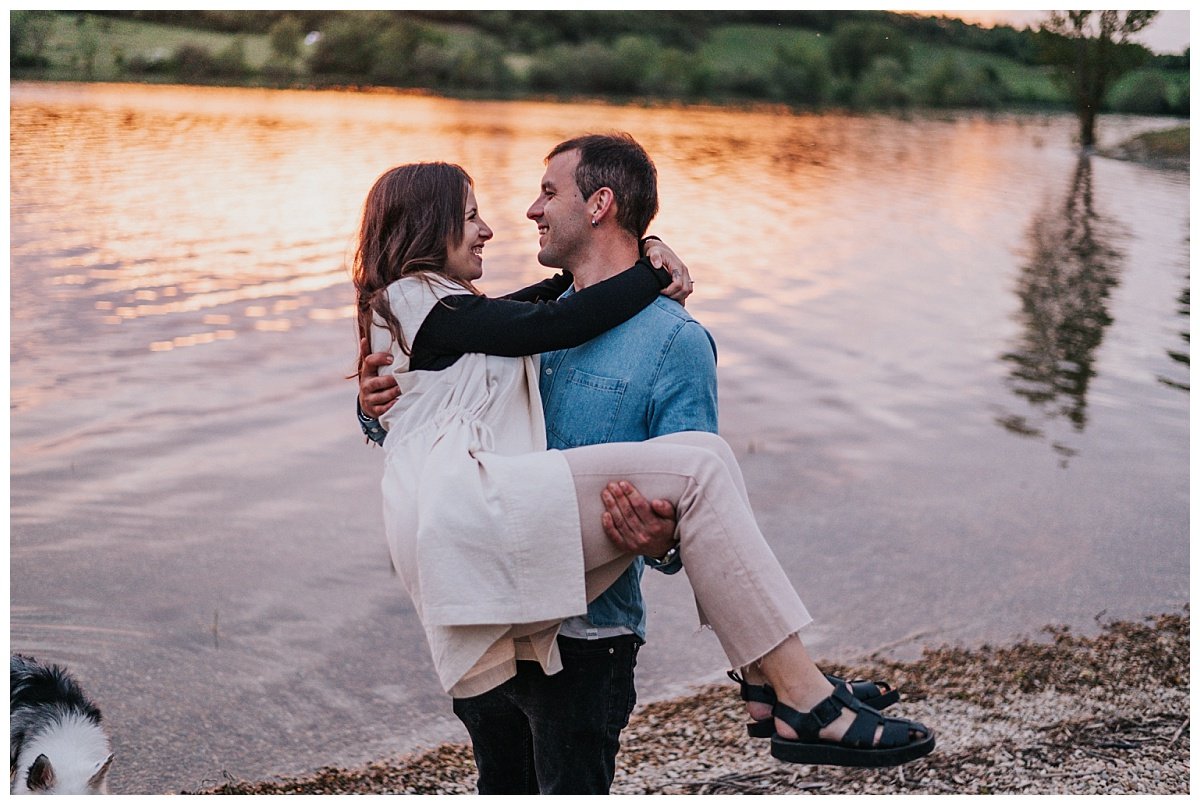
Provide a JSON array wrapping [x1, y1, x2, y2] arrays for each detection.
[[1119, 125, 1190, 160], [907, 41, 1061, 104], [698, 24, 825, 73], [1108, 66, 1190, 110]]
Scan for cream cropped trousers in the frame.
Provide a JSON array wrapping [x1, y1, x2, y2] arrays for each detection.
[[564, 430, 812, 669]]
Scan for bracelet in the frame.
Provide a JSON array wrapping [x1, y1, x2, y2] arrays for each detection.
[[357, 399, 388, 445], [638, 234, 662, 256], [646, 543, 679, 566]]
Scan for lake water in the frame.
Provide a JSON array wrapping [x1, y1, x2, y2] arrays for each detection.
[[9, 82, 1189, 793]]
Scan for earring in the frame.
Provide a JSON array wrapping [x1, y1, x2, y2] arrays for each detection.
[[591, 218, 599, 227]]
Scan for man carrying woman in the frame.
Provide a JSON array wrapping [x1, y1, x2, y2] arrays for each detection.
[[355, 133, 933, 792]]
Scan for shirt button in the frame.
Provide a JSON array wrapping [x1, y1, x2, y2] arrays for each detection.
[[545, 368, 553, 375]]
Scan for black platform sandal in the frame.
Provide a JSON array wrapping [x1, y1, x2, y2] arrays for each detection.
[[728, 671, 901, 738], [769, 685, 935, 768]]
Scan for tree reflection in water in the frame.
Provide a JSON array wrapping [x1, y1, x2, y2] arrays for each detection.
[[1158, 283, 1189, 392], [995, 155, 1123, 465]]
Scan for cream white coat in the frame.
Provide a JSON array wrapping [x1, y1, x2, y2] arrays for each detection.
[[372, 276, 586, 696]]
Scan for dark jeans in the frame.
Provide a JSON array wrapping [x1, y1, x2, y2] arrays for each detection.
[[451, 634, 641, 794]]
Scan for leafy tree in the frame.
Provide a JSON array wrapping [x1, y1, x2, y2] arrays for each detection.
[[1108, 70, 1172, 114], [709, 59, 773, 100], [369, 19, 430, 84], [528, 42, 631, 95], [917, 56, 964, 107], [77, 15, 100, 78], [447, 36, 511, 91], [853, 56, 911, 108], [268, 14, 304, 61], [829, 21, 910, 80], [770, 40, 831, 105], [1149, 46, 1187, 71], [308, 12, 391, 76], [1172, 82, 1188, 116], [213, 36, 249, 77], [916, 56, 1005, 108], [173, 43, 216, 80], [406, 40, 456, 87], [11, 10, 58, 68], [612, 35, 658, 95], [644, 47, 702, 98], [261, 55, 298, 83], [1038, 11, 1157, 148]]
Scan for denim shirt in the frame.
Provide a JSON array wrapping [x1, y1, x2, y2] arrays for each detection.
[[539, 294, 718, 640]]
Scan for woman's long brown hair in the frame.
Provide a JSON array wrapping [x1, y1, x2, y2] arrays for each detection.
[[353, 162, 476, 375]]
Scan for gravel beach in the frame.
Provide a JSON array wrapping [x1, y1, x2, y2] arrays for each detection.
[[198, 611, 1188, 795]]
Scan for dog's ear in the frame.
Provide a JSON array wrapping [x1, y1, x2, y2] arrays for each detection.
[[27, 754, 56, 792], [87, 753, 114, 793]]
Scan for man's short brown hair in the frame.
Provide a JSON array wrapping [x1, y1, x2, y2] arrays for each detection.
[[547, 133, 658, 237]]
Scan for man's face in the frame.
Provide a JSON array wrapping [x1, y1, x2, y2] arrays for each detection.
[[526, 149, 591, 269]]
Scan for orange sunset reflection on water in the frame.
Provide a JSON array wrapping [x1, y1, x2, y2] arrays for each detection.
[[11, 81, 1188, 450], [11, 82, 856, 360]]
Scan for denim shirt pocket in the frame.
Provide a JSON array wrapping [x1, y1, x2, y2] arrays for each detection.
[[546, 368, 628, 448]]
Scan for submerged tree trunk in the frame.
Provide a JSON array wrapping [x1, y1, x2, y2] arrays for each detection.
[[1079, 102, 1097, 149], [1040, 10, 1157, 151]]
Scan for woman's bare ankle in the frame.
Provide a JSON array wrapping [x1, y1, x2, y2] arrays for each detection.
[[758, 636, 835, 712], [775, 675, 836, 713]]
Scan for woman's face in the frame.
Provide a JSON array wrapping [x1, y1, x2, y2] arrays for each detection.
[[444, 184, 493, 283]]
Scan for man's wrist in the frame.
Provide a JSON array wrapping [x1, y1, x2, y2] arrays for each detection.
[[645, 542, 679, 566], [357, 398, 387, 445]]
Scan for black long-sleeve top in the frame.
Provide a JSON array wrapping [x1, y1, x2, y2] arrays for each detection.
[[407, 258, 672, 371]]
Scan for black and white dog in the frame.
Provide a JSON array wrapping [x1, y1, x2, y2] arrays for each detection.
[[10, 654, 113, 794]]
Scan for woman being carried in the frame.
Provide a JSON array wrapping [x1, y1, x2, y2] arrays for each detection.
[[354, 161, 934, 768]]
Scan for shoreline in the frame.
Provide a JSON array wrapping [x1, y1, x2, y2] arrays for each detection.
[[8, 74, 1149, 119], [196, 611, 1188, 795]]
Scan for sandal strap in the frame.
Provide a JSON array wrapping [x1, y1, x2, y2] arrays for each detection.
[[727, 669, 776, 706], [825, 673, 891, 701], [880, 716, 921, 748], [772, 685, 856, 738], [849, 679, 888, 699], [775, 687, 925, 750], [842, 707, 883, 747]]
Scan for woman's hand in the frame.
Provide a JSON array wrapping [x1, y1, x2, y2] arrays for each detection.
[[644, 238, 694, 304]]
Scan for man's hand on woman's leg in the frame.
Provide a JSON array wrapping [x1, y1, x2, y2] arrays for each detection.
[[601, 481, 678, 558]]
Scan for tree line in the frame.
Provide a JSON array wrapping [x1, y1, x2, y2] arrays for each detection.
[[10, 10, 1189, 121]]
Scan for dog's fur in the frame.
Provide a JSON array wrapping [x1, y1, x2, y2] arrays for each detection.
[[10, 654, 113, 795]]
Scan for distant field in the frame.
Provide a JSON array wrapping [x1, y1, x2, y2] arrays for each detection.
[[698, 24, 826, 72]]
